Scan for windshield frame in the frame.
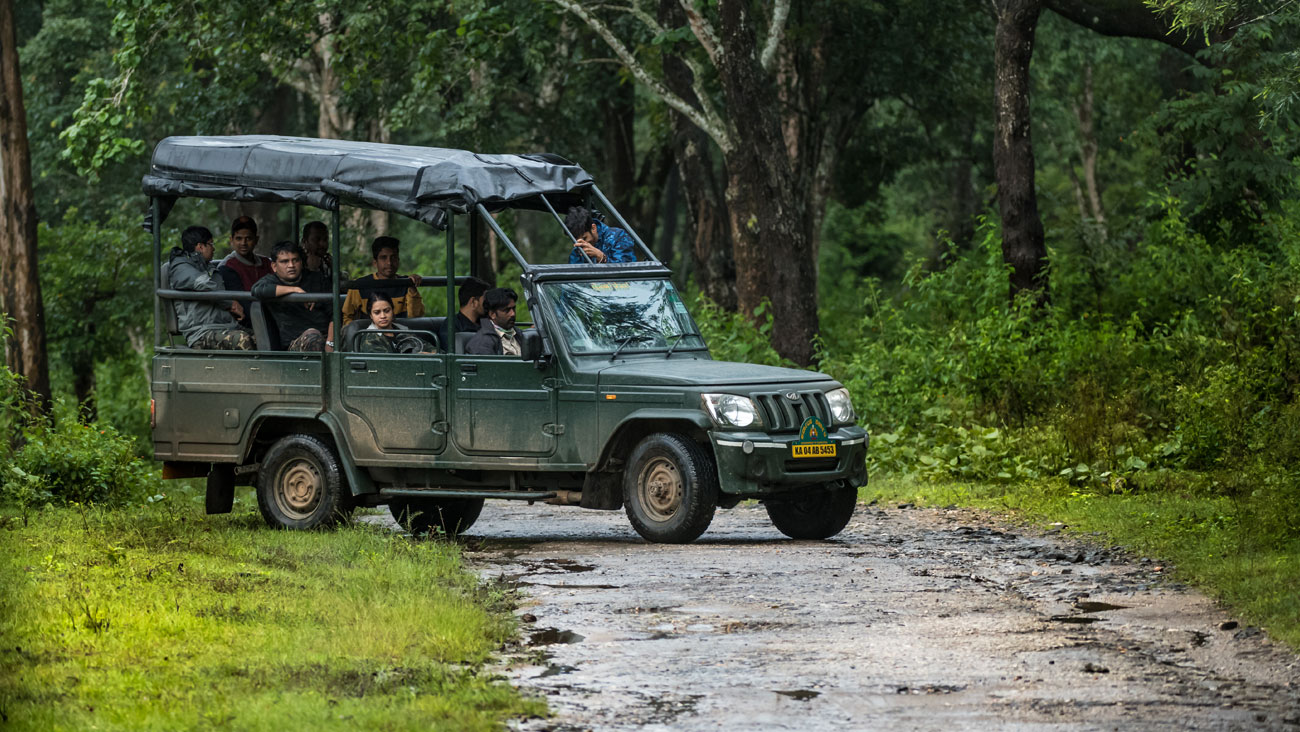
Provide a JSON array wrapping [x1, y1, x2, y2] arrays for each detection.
[[537, 277, 710, 358]]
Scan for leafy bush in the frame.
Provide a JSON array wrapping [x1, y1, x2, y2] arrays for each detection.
[[2, 418, 157, 509], [693, 295, 792, 368], [805, 206, 1300, 509]]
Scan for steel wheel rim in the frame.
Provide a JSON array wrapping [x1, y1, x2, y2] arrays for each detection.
[[638, 456, 683, 522], [275, 457, 323, 520]]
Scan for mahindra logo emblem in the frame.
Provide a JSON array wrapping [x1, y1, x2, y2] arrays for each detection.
[[785, 392, 798, 401]]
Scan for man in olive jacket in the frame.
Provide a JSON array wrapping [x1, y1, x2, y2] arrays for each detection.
[[167, 225, 254, 350]]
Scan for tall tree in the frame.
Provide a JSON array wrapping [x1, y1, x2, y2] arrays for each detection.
[[988, 0, 1215, 299], [993, 0, 1049, 299], [552, 0, 887, 364], [0, 0, 51, 412]]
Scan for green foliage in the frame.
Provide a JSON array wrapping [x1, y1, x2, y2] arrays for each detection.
[[0, 492, 543, 728], [814, 202, 1300, 500], [692, 296, 792, 368], [2, 418, 157, 509]]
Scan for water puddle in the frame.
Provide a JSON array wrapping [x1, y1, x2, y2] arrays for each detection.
[[535, 558, 597, 573], [537, 664, 578, 678], [1049, 615, 1103, 624], [528, 628, 585, 646], [774, 689, 821, 701], [1074, 600, 1129, 613]]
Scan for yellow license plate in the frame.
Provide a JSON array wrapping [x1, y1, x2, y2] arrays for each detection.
[[792, 443, 836, 459]]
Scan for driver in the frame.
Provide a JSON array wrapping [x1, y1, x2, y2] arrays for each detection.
[[465, 288, 521, 356]]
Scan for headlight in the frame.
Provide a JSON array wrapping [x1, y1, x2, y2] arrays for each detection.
[[701, 393, 763, 429], [826, 387, 855, 425]]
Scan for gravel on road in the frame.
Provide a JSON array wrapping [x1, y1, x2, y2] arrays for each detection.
[[411, 502, 1300, 730]]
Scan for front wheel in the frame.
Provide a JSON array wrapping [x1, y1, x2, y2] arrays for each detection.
[[623, 433, 718, 544], [765, 485, 857, 540], [257, 434, 353, 529], [389, 496, 484, 537]]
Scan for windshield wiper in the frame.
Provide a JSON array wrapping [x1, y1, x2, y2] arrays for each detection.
[[609, 335, 639, 361], [664, 333, 692, 358]]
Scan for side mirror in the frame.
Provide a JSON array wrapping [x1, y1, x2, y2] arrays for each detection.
[[519, 329, 544, 362]]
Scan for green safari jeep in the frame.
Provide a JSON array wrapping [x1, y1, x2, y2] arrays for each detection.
[[147, 136, 868, 543]]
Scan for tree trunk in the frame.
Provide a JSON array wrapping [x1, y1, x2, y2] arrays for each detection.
[[0, 0, 51, 414], [602, 75, 636, 211], [631, 143, 673, 253], [657, 164, 680, 267], [1075, 63, 1106, 237], [673, 127, 736, 309], [716, 0, 817, 365], [659, 0, 736, 309], [72, 353, 96, 423], [993, 0, 1049, 300]]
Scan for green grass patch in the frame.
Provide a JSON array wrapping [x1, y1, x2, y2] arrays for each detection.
[[0, 494, 544, 730], [863, 477, 1300, 648]]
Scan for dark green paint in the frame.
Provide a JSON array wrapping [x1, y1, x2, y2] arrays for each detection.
[[152, 191, 867, 505]]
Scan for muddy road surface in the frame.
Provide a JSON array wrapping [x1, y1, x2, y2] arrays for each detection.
[[429, 502, 1297, 729]]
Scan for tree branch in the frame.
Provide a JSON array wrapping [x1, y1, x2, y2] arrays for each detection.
[[679, 0, 722, 69], [760, 0, 790, 72], [1045, 0, 1214, 55], [552, 0, 733, 152]]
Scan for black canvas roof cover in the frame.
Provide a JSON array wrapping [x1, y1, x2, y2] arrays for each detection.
[[141, 135, 594, 229]]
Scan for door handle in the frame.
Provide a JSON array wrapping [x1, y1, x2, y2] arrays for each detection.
[[460, 363, 478, 374], [350, 361, 367, 371]]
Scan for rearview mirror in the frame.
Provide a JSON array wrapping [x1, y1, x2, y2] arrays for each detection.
[[520, 330, 543, 362]]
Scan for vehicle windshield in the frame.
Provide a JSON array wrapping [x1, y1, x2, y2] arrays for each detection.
[[544, 279, 707, 355]]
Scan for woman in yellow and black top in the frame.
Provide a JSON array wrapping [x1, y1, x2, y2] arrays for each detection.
[[341, 236, 425, 325]]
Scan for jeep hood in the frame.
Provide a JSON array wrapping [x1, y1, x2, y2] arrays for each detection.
[[597, 358, 831, 387]]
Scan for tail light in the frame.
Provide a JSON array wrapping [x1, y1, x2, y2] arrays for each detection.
[[150, 399, 156, 429]]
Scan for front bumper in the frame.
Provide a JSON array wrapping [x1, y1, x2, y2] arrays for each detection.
[[710, 426, 869, 496]]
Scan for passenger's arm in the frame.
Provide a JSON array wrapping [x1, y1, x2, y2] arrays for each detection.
[[250, 277, 301, 300], [341, 289, 361, 325], [406, 286, 425, 317]]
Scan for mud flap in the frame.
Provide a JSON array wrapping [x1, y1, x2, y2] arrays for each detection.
[[581, 472, 623, 510], [205, 464, 236, 514]]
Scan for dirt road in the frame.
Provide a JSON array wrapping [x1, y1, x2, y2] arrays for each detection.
[[443, 502, 1297, 730]]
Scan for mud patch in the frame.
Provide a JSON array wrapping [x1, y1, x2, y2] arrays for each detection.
[[447, 503, 1300, 731]]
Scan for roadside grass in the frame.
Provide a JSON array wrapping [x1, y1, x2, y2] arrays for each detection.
[[862, 476, 1300, 649], [0, 490, 544, 730]]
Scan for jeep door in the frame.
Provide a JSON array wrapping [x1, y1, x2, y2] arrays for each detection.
[[340, 350, 448, 453], [449, 351, 558, 457]]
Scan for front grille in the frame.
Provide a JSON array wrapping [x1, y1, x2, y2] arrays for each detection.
[[755, 391, 831, 433]]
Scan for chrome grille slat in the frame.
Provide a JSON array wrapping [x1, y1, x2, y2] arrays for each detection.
[[752, 390, 830, 433]]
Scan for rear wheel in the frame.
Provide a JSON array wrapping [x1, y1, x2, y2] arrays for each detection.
[[389, 497, 485, 537], [256, 434, 353, 529], [765, 485, 857, 540], [623, 433, 717, 544]]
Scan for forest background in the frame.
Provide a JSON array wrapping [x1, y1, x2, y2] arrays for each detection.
[[2, 0, 1300, 639]]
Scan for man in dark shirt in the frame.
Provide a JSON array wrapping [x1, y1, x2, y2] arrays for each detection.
[[300, 220, 334, 279], [455, 277, 491, 333], [251, 241, 333, 351], [466, 288, 521, 356]]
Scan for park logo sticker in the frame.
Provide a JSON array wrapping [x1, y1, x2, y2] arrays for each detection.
[[792, 415, 836, 458]]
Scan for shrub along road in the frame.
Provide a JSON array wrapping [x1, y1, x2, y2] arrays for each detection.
[[424, 502, 1300, 731]]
